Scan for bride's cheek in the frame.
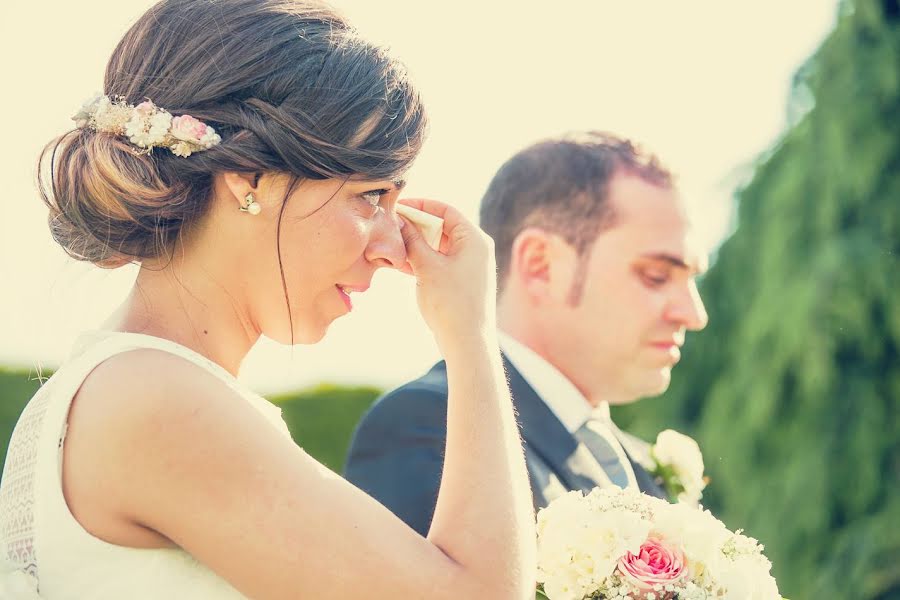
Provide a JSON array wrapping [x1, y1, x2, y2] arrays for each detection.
[[342, 216, 375, 248]]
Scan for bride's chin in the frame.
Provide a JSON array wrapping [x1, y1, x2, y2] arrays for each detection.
[[288, 321, 331, 346], [262, 321, 329, 346], [266, 305, 344, 345]]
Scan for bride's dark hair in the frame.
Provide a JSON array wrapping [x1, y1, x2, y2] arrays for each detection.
[[39, 0, 427, 267]]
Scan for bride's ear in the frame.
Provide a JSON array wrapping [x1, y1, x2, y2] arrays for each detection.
[[221, 172, 260, 206]]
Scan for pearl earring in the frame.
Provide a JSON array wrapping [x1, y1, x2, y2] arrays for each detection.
[[240, 192, 261, 215]]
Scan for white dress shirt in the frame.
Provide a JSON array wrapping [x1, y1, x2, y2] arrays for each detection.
[[498, 332, 638, 489]]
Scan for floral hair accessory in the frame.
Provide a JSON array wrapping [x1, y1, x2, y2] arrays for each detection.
[[72, 93, 222, 157]]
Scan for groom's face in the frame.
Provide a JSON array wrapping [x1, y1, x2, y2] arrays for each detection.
[[546, 173, 709, 404]]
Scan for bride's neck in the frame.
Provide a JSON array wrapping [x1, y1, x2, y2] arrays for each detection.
[[105, 257, 260, 377]]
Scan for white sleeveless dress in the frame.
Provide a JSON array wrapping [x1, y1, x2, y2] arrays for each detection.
[[0, 330, 295, 599]]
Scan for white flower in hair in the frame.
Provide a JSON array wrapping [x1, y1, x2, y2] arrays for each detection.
[[199, 128, 222, 149], [92, 96, 132, 135], [125, 101, 172, 148], [170, 114, 222, 156], [149, 111, 173, 142], [72, 92, 105, 128], [170, 141, 194, 158]]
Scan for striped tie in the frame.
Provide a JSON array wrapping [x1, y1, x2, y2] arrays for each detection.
[[574, 420, 635, 489]]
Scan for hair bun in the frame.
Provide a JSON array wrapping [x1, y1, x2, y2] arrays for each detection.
[[40, 129, 197, 267]]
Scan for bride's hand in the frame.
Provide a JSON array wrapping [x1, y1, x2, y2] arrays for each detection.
[[397, 199, 497, 353]]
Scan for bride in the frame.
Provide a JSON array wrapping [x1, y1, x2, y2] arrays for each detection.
[[0, 0, 535, 598]]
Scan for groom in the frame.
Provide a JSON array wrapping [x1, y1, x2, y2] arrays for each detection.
[[345, 132, 709, 535]]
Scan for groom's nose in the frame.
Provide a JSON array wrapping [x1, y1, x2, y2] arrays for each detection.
[[365, 209, 407, 269], [664, 279, 708, 331]]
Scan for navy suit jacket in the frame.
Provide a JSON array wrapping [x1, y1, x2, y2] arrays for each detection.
[[344, 357, 666, 536]]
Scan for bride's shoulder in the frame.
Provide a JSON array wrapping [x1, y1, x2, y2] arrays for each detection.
[[61, 347, 274, 550], [82, 345, 226, 394], [70, 347, 243, 438]]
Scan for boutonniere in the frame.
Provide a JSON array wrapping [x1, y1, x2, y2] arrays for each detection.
[[649, 429, 709, 506]]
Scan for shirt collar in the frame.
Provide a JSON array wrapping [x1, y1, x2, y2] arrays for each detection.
[[499, 331, 610, 434]]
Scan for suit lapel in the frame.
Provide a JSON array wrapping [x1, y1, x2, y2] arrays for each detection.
[[612, 427, 668, 500], [503, 356, 614, 498], [624, 452, 667, 499], [502, 355, 671, 503]]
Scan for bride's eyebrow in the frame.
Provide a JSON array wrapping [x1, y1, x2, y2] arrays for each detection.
[[356, 178, 405, 192]]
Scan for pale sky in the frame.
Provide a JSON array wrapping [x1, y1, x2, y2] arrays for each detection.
[[0, 1, 836, 394]]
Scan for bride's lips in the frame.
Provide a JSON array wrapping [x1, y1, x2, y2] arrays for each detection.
[[336, 284, 370, 312]]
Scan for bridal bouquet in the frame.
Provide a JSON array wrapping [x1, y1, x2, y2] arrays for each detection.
[[536, 488, 781, 600]]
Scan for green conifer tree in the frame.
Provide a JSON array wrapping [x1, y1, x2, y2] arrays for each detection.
[[616, 1, 899, 597]]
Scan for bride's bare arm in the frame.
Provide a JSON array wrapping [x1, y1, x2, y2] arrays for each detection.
[[63, 344, 535, 600], [428, 332, 535, 596], [64, 195, 535, 599]]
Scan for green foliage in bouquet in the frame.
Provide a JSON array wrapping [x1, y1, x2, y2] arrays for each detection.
[[614, 1, 900, 598], [647, 457, 688, 505]]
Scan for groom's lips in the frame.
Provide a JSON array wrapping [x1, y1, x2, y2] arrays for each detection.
[[650, 341, 682, 362]]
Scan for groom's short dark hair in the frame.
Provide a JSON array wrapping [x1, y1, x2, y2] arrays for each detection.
[[479, 131, 673, 294]]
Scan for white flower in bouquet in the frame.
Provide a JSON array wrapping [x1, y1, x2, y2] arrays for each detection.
[[651, 429, 707, 505], [536, 489, 652, 599], [651, 501, 730, 579], [715, 530, 781, 600], [535, 487, 783, 600]]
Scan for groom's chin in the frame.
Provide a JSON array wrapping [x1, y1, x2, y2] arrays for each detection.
[[643, 367, 673, 396]]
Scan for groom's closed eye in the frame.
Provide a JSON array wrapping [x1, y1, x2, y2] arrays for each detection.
[[641, 271, 670, 287]]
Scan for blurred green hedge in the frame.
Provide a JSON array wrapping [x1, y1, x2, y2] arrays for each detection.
[[0, 368, 45, 472], [0, 368, 381, 479], [270, 384, 381, 472]]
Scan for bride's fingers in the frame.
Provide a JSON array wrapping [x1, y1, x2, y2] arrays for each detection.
[[398, 214, 438, 271], [397, 260, 414, 276], [398, 198, 465, 226], [438, 232, 451, 255]]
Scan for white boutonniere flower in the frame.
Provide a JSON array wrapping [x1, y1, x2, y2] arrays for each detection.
[[650, 429, 708, 506]]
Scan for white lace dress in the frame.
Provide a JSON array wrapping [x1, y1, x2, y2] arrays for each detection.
[[0, 331, 295, 599]]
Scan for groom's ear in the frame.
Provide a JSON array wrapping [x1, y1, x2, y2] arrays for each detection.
[[510, 228, 577, 306]]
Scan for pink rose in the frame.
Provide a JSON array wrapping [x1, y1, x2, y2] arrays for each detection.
[[170, 114, 209, 142], [617, 536, 686, 597]]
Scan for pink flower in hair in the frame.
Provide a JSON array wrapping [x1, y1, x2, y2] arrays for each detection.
[[171, 115, 210, 143]]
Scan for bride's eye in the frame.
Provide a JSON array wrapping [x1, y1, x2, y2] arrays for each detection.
[[360, 189, 389, 208]]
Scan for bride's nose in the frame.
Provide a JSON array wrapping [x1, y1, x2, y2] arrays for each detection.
[[364, 209, 407, 269]]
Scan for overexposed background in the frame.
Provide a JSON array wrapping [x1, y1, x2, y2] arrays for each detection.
[[0, 1, 836, 394]]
